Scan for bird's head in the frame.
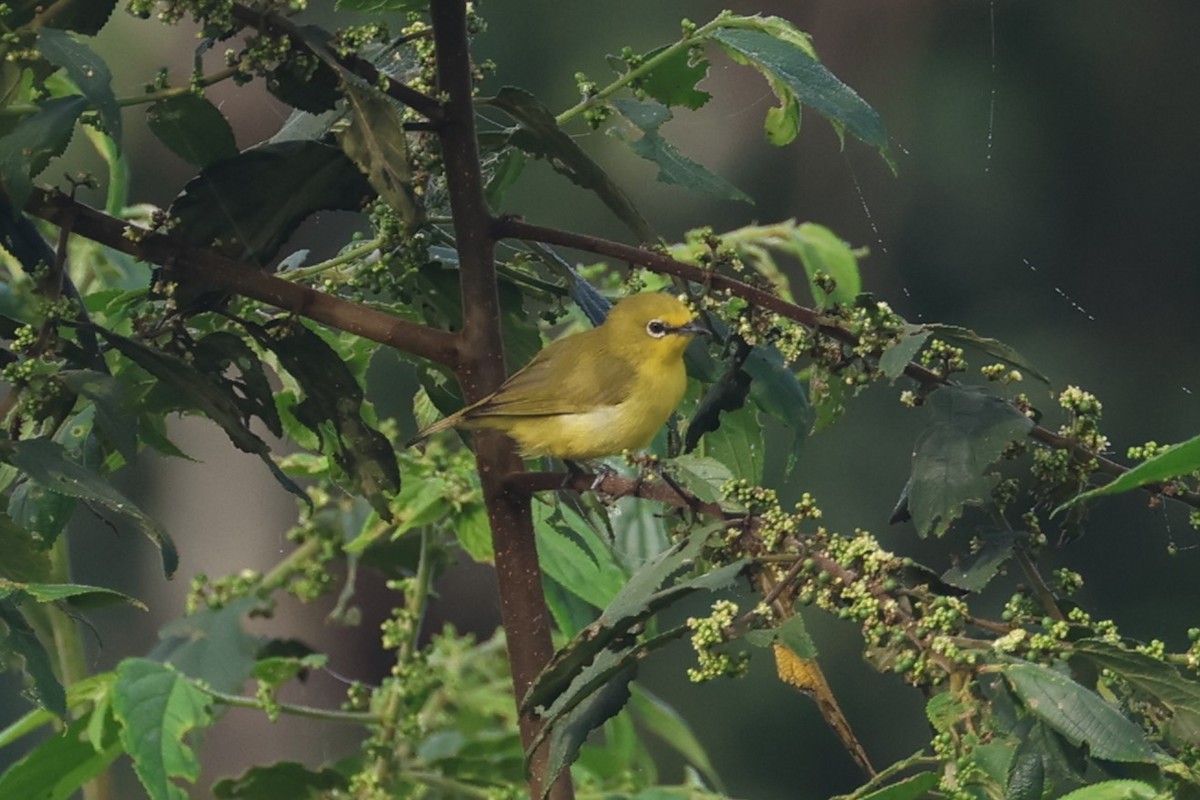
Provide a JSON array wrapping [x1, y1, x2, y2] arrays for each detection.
[[603, 292, 709, 362]]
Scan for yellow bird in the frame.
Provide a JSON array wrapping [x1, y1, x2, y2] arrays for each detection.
[[411, 293, 708, 460]]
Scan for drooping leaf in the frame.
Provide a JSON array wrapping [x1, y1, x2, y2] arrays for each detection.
[[0, 714, 122, 800], [628, 685, 725, 791], [711, 25, 887, 151], [1001, 661, 1158, 763], [487, 87, 654, 242], [879, 328, 930, 380], [639, 45, 712, 110], [59, 369, 138, 462], [941, 530, 1027, 592], [0, 580, 145, 610], [610, 98, 751, 203], [169, 140, 371, 265], [37, 29, 121, 145], [1071, 639, 1200, 746], [337, 80, 421, 226], [0, 95, 87, 214], [0, 598, 64, 716], [146, 93, 238, 168], [190, 332, 283, 439], [924, 323, 1051, 386], [246, 321, 399, 518], [112, 658, 216, 800], [902, 387, 1034, 538], [212, 761, 349, 799], [683, 357, 752, 453], [149, 596, 262, 694], [533, 501, 629, 613], [0, 437, 178, 577], [669, 454, 734, 506], [1057, 433, 1200, 512]]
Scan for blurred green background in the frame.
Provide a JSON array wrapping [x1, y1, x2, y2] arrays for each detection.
[[6, 1, 1200, 797]]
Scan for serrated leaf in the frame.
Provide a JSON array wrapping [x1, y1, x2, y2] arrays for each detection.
[[452, 503, 493, 563], [941, 530, 1027, 592], [775, 613, 818, 659], [1072, 639, 1200, 746], [0, 598, 64, 716], [149, 596, 262, 695], [696, 404, 764, 484], [534, 502, 627, 611], [879, 328, 930, 379], [1057, 780, 1160, 800], [1058, 433, 1200, 513], [190, 332, 283, 439], [488, 86, 654, 241], [7, 478, 75, 550], [0, 437, 177, 577], [1002, 662, 1158, 763], [639, 45, 712, 110], [669, 454, 734, 505], [924, 323, 1051, 386], [0, 580, 144, 610], [611, 98, 751, 203], [212, 761, 349, 800], [0, 513, 50, 582], [784, 222, 860, 307], [858, 772, 940, 800], [112, 658, 215, 800], [0, 714, 121, 800], [146, 93, 237, 168], [337, 80, 420, 226], [247, 321, 399, 518], [37, 29, 120, 145], [170, 140, 371, 264], [903, 387, 1034, 538], [711, 26, 887, 150], [0, 95, 87, 214], [59, 369, 138, 462]]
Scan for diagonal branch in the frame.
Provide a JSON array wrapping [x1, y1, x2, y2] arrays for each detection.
[[493, 217, 1200, 511], [24, 189, 461, 367]]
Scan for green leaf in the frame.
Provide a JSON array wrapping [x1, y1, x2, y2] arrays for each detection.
[[628, 685, 724, 791], [858, 772, 940, 800], [775, 613, 818, 659], [487, 86, 654, 242], [711, 26, 887, 150], [0, 714, 122, 800], [683, 356, 752, 453], [1057, 433, 1200, 512], [146, 93, 238, 168], [1001, 662, 1158, 763], [924, 323, 1051, 386], [1057, 781, 1161, 800], [903, 387, 1034, 538], [1071, 639, 1200, 746], [7, 478, 75, 551], [484, 148, 527, 210], [212, 761, 349, 799], [59, 369, 138, 462], [0, 513, 50, 582], [3, 0, 119, 35], [37, 29, 121, 145], [941, 530, 1027, 592], [879, 328, 930, 380], [170, 140, 371, 265], [669, 454, 734, 505], [112, 658, 216, 800], [264, 27, 341, 114], [190, 332, 283, 440], [0, 95, 87, 214], [534, 501, 628, 612], [809, 362, 847, 433], [149, 597, 262, 694], [247, 321, 399, 519], [334, 0, 429, 11], [697, 404, 764, 484], [337, 80, 421, 226], [639, 45, 712, 110], [785, 222, 860, 308], [610, 98, 752, 203], [0, 580, 145, 610], [452, 503, 493, 563], [0, 598, 65, 716], [0, 437, 178, 577]]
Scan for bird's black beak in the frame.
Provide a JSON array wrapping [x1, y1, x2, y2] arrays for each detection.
[[674, 320, 711, 337]]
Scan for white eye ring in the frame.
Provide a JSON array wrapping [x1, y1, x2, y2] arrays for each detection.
[[646, 319, 668, 338]]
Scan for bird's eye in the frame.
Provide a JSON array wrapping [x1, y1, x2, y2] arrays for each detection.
[[646, 319, 668, 338]]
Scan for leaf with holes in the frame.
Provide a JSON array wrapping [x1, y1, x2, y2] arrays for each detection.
[[338, 80, 421, 226], [639, 45, 712, 110]]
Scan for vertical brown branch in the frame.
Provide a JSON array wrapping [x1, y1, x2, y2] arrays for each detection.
[[427, 2, 572, 798]]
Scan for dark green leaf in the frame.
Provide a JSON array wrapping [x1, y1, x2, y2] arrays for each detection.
[[1057, 433, 1200, 512], [628, 685, 724, 791], [941, 530, 1027, 592], [541, 665, 637, 799], [264, 28, 341, 114], [0, 513, 50, 582], [37, 29, 121, 144], [190, 332, 283, 439], [669, 454, 733, 505], [170, 140, 371, 265], [0, 437, 178, 577], [1002, 662, 1158, 763], [247, 321, 399, 518], [146, 93, 237, 168], [711, 27, 887, 149], [487, 87, 654, 242], [149, 596, 262, 694], [7, 478, 75, 550], [611, 98, 751, 203], [640, 45, 712, 110], [96, 328, 308, 506], [858, 772, 940, 800], [484, 148, 527, 210], [1072, 639, 1200, 746], [698, 404, 764, 483], [337, 80, 420, 226], [879, 328, 930, 380], [334, 0, 429, 11], [0, 580, 145, 610], [212, 762, 349, 799], [683, 358, 752, 453], [112, 658, 215, 800], [775, 613, 818, 659], [59, 369, 138, 462], [0, 714, 121, 800], [0, 95, 87, 214], [924, 323, 1051, 386], [904, 387, 1034, 538], [0, 598, 64, 716]]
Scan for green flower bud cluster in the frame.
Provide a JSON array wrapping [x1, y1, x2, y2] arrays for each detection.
[[686, 599, 749, 682], [186, 569, 263, 614], [847, 299, 905, 360], [1058, 385, 1108, 452], [720, 480, 821, 553], [1127, 440, 1172, 461], [980, 362, 1023, 384], [920, 339, 967, 378], [1052, 567, 1083, 596]]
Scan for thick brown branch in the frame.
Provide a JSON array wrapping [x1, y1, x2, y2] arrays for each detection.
[[494, 217, 1200, 511], [25, 189, 460, 367], [229, 2, 445, 122]]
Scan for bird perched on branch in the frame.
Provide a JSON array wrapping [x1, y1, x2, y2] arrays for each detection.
[[409, 292, 708, 459]]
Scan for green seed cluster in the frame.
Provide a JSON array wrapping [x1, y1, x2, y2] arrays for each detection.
[[686, 599, 749, 682]]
